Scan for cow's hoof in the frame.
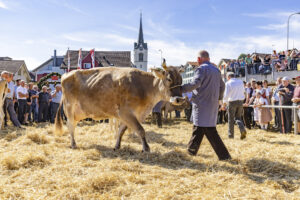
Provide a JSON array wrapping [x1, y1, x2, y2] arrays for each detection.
[[71, 144, 77, 149], [142, 146, 150, 153]]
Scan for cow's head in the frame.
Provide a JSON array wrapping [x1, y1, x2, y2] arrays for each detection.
[[151, 62, 186, 105]]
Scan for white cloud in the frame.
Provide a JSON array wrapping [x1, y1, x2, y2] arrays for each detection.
[[257, 19, 300, 31], [0, 0, 8, 9], [243, 11, 292, 19]]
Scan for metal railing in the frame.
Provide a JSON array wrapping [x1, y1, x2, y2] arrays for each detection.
[[248, 104, 299, 135]]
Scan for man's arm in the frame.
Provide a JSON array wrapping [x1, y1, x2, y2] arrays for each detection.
[[181, 68, 203, 93]]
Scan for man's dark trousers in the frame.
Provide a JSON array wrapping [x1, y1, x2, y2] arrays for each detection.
[[228, 100, 246, 138], [278, 107, 292, 133], [50, 102, 60, 123], [274, 101, 280, 128], [38, 103, 49, 122], [243, 107, 252, 129], [188, 126, 231, 160], [17, 99, 27, 124]]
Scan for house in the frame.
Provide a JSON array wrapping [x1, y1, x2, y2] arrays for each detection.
[[60, 50, 131, 70], [32, 50, 64, 82], [181, 61, 199, 84], [0, 57, 31, 82]]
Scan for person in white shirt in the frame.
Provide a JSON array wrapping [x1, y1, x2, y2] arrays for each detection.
[[16, 80, 28, 125], [222, 72, 247, 139], [3, 73, 22, 127]]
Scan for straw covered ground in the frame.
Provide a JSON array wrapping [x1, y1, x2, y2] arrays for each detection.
[[0, 118, 299, 199]]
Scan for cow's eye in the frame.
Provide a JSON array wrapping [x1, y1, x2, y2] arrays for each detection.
[[167, 78, 172, 82]]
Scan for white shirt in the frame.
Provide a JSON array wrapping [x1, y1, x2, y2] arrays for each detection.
[[223, 78, 245, 103], [6, 81, 15, 99], [16, 86, 28, 100]]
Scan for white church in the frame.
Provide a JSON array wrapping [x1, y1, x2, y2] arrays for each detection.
[[134, 13, 148, 72]]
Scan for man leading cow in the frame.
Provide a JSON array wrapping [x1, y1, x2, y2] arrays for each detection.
[[180, 50, 231, 160]]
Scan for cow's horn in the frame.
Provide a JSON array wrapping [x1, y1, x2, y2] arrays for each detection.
[[162, 58, 168, 70]]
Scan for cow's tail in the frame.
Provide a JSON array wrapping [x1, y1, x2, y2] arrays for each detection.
[[54, 101, 64, 136]]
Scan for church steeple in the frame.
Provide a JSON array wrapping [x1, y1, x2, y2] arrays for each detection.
[[138, 12, 144, 44], [134, 12, 148, 72]]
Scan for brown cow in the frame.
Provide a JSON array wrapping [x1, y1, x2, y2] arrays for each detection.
[[54, 66, 184, 152]]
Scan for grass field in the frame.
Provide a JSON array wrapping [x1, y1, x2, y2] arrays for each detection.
[[0, 119, 299, 199]]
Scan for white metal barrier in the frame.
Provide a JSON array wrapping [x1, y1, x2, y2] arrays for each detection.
[[248, 104, 299, 135]]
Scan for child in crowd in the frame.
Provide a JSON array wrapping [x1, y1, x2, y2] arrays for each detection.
[[253, 91, 272, 130]]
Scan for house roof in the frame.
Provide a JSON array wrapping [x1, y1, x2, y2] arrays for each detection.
[[61, 50, 131, 69], [32, 56, 64, 72], [0, 60, 25, 74]]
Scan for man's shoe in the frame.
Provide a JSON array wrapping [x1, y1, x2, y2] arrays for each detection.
[[228, 135, 234, 139], [219, 155, 232, 161], [240, 130, 247, 140], [187, 149, 197, 156]]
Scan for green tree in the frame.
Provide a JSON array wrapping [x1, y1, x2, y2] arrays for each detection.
[[238, 53, 247, 60]]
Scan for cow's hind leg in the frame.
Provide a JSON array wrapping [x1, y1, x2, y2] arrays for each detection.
[[114, 123, 127, 150], [67, 119, 78, 149], [120, 111, 150, 152]]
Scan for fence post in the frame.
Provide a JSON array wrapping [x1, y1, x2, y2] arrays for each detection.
[[294, 107, 298, 135]]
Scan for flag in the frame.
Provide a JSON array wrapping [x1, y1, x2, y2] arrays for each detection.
[[67, 48, 70, 72], [90, 48, 95, 68], [77, 48, 82, 69]]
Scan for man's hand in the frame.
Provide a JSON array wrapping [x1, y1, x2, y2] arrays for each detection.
[[285, 88, 289, 93], [292, 98, 300, 103]]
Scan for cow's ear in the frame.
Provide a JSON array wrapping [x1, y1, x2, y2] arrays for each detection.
[[151, 68, 165, 79]]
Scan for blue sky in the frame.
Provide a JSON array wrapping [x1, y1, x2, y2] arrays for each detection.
[[0, 0, 300, 70]]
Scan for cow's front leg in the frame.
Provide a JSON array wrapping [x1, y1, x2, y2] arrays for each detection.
[[114, 123, 127, 150], [119, 110, 150, 152]]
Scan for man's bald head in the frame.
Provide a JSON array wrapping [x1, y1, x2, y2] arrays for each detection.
[[197, 50, 210, 65], [198, 50, 209, 58]]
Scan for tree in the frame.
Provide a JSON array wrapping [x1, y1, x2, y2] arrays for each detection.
[[238, 53, 247, 60]]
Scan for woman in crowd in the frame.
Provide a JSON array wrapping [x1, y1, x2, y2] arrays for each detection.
[[253, 91, 272, 130]]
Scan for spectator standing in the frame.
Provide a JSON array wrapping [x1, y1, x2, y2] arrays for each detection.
[[29, 84, 39, 122], [252, 54, 261, 74], [23, 83, 31, 125], [50, 84, 62, 123], [243, 82, 253, 129], [291, 76, 300, 134], [233, 60, 240, 77], [239, 59, 246, 76], [271, 77, 282, 130], [13, 79, 21, 113], [3, 73, 22, 128], [253, 91, 272, 130], [47, 88, 52, 121], [263, 80, 272, 104], [222, 72, 247, 139], [38, 86, 50, 122], [245, 54, 253, 74], [278, 77, 294, 133], [16, 80, 28, 125]]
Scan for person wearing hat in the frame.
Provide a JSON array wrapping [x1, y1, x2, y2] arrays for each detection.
[[292, 76, 300, 133], [222, 72, 247, 139], [38, 86, 50, 122], [50, 84, 62, 123], [278, 76, 294, 133]]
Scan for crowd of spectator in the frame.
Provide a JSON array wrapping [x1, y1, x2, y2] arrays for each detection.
[[1, 71, 63, 129], [226, 48, 300, 77], [218, 76, 300, 134]]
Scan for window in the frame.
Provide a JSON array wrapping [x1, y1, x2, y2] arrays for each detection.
[[139, 53, 143, 61], [84, 63, 91, 69], [140, 65, 142, 68]]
